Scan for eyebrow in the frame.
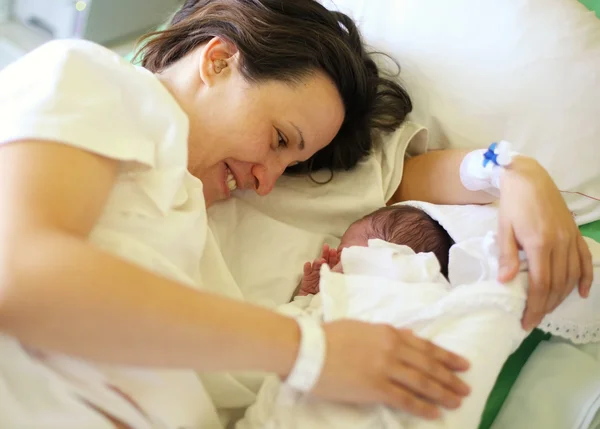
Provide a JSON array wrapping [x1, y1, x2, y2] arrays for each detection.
[[291, 122, 305, 151]]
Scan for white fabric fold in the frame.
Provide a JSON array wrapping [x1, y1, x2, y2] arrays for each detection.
[[238, 238, 531, 429], [397, 201, 499, 244], [399, 202, 600, 344], [239, 231, 600, 429]]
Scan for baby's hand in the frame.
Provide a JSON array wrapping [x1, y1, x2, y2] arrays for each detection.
[[297, 244, 340, 296], [321, 243, 340, 269], [298, 259, 325, 296]]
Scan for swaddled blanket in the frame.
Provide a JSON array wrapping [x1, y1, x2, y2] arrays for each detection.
[[237, 233, 600, 429], [402, 201, 600, 344]]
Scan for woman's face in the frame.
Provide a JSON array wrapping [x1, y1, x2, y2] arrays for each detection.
[[159, 38, 345, 207]]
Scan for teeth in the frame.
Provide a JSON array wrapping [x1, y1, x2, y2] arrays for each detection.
[[226, 171, 237, 191]]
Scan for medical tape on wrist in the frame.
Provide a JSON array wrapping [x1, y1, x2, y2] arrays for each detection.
[[285, 316, 326, 393], [460, 140, 519, 195]]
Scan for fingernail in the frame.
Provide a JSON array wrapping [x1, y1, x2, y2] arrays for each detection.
[[458, 357, 471, 369], [425, 407, 441, 420], [446, 397, 462, 409], [500, 263, 516, 278], [527, 321, 536, 330]]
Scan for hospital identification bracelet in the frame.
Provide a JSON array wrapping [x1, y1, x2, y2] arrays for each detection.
[[459, 141, 519, 195], [285, 316, 327, 392]]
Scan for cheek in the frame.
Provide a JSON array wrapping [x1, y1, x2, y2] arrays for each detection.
[[231, 123, 273, 161]]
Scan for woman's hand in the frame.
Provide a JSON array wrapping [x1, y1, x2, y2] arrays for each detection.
[[497, 157, 594, 330], [313, 321, 471, 420]]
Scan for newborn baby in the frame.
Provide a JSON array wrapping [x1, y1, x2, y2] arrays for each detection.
[[239, 202, 600, 429], [297, 205, 455, 297]]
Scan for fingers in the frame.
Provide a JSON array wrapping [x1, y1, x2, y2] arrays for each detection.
[[395, 345, 470, 398], [380, 385, 440, 420], [317, 321, 471, 419], [397, 329, 470, 372], [383, 331, 472, 418], [497, 219, 520, 282], [577, 235, 594, 298], [522, 245, 551, 330], [328, 247, 339, 267], [303, 262, 312, 276], [306, 258, 326, 273], [557, 236, 581, 310], [388, 362, 462, 411], [321, 243, 340, 268], [304, 258, 326, 278], [547, 240, 568, 313]]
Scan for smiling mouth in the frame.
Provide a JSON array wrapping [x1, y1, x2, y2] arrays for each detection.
[[225, 163, 238, 192]]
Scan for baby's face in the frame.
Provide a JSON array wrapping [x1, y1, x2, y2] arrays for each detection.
[[331, 220, 372, 274]]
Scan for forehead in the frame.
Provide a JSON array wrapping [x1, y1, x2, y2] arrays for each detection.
[[339, 219, 371, 249]]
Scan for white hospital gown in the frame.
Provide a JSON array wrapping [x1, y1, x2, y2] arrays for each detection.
[[0, 40, 226, 429], [237, 235, 600, 429]]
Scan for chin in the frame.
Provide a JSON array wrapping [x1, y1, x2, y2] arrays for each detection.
[[202, 187, 224, 209]]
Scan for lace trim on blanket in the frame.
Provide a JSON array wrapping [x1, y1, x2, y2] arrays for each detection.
[[539, 319, 600, 344]]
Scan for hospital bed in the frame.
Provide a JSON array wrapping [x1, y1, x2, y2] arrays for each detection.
[[127, 0, 600, 427]]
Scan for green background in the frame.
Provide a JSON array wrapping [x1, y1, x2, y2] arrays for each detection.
[[581, 0, 600, 17]]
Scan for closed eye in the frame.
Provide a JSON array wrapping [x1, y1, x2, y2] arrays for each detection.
[[276, 128, 288, 149]]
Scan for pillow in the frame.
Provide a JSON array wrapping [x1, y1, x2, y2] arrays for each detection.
[[324, 0, 600, 224]]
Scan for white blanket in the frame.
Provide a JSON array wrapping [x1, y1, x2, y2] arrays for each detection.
[[401, 201, 600, 344], [237, 233, 600, 429], [405, 202, 600, 429]]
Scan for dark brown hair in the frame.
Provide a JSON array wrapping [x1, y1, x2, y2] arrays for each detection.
[[363, 205, 454, 278], [136, 0, 412, 175]]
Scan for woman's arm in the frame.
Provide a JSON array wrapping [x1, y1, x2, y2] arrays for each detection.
[[0, 140, 471, 417], [389, 147, 594, 330], [388, 149, 495, 205], [0, 140, 299, 376]]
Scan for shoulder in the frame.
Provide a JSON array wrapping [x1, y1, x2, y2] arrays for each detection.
[[0, 39, 145, 101], [7, 39, 125, 74], [0, 40, 168, 166], [30, 38, 115, 58]]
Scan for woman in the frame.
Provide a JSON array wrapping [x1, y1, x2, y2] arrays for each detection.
[[0, 0, 591, 428]]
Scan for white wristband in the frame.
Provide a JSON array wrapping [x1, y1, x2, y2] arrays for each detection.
[[285, 316, 326, 393], [460, 141, 519, 196]]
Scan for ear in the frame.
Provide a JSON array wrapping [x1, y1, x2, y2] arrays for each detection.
[[198, 37, 239, 87]]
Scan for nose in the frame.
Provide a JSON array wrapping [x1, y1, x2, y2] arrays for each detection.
[[252, 161, 286, 196]]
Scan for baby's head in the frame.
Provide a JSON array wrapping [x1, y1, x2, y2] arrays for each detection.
[[340, 205, 455, 277]]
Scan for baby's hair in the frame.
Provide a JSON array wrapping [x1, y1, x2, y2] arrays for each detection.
[[362, 205, 455, 277]]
